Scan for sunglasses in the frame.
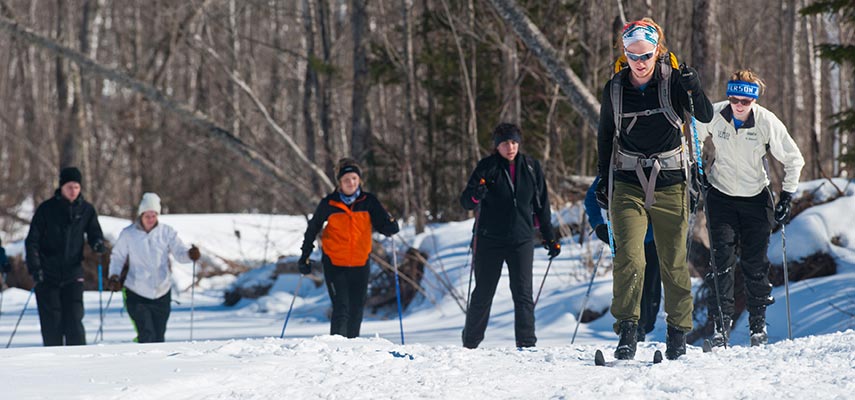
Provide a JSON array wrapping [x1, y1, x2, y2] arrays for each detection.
[[728, 97, 754, 106], [625, 50, 655, 62]]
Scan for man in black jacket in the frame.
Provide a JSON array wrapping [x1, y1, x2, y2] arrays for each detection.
[[459, 123, 560, 349], [26, 167, 104, 346]]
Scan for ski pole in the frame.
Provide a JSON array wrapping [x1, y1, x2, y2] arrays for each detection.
[[392, 236, 405, 345], [0, 273, 6, 322], [280, 275, 303, 338], [96, 261, 104, 344], [781, 224, 793, 340], [6, 286, 35, 348], [95, 290, 116, 343], [572, 243, 608, 344], [190, 260, 196, 341], [533, 256, 554, 308], [687, 87, 728, 348], [464, 183, 484, 313]]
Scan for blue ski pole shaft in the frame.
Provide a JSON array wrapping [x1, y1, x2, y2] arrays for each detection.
[[6, 286, 35, 348], [572, 244, 608, 344], [782, 225, 793, 340], [97, 263, 104, 343], [190, 260, 196, 341], [280, 276, 303, 338], [392, 236, 405, 345]]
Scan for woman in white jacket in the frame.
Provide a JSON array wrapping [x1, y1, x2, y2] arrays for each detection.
[[697, 70, 804, 348], [107, 193, 200, 343]]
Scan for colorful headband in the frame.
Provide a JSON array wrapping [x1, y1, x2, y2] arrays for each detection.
[[726, 80, 760, 99], [622, 21, 659, 48]]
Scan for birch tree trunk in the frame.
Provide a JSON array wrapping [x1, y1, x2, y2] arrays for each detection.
[[402, 0, 425, 233], [487, 0, 600, 130]]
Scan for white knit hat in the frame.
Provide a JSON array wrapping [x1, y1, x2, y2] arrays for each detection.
[[138, 192, 162, 216]]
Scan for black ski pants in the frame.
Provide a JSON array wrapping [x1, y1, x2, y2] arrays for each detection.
[[639, 240, 662, 335], [463, 237, 535, 348], [35, 280, 86, 346], [125, 289, 171, 343], [322, 255, 371, 338], [705, 187, 775, 319]]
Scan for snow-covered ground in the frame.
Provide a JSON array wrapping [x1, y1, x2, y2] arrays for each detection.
[[1, 178, 854, 399]]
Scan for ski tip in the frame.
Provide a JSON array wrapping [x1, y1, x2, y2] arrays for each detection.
[[653, 350, 663, 364], [594, 349, 606, 366], [702, 339, 713, 353]]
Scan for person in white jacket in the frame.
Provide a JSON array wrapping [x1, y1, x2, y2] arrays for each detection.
[[107, 193, 200, 343], [696, 70, 804, 348]]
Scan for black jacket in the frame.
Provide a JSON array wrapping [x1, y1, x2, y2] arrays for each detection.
[[597, 62, 714, 188], [460, 153, 554, 244], [25, 190, 104, 284]]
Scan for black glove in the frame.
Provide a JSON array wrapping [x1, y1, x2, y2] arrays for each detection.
[[543, 240, 561, 259], [107, 275, 123, 292], [188, 245, 201, 261], [595, 177, 608, 210], [594, 224, 610, 245], [679, 64, 702, 94], [775, 191, 794, 224], [92, 241, 106, 254], [473, 178, 488, 201], [297, 253, 312, 275], [32, 269, 44, 285]]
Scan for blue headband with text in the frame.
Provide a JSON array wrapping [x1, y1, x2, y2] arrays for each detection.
[[726, 80, 760, 99]]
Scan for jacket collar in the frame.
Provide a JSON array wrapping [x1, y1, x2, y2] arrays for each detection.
[[54, 189, 84, 206], [720, 104, 756, 129]]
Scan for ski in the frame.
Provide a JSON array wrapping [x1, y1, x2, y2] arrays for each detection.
[[594, 349, 663, 366], [702, 339, 713, 353]]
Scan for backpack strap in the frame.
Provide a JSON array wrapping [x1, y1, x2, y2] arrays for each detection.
[[657, 59, 684, 130]]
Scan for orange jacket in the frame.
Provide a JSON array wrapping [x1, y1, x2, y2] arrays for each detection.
[[301, 191, 399, 267]]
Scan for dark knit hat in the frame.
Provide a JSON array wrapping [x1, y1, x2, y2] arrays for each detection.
[[335, 157, 363, 181], [492, 123, 522, 148], [59, 167, 82, 187]]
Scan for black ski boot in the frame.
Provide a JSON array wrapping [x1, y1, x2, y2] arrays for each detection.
[[749, 314, 768, 346], [614, 320, 638, 360], [636, 326, 646, 342], [665, 325, 686, 360], [709, 317, 731, 348]]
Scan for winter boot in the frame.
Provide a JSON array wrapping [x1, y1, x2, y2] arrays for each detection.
[[614, 320, 638, 360], [749, 314, 768, 346], [709, 316, 731, 348], [635, 326, 646, 343], [665, 325, 687, 360]]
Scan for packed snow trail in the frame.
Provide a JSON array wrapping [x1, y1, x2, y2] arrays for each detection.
[[2, 331, 855, 399]]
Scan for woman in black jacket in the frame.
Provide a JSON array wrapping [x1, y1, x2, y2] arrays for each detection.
[[460, 123, 560, 349]]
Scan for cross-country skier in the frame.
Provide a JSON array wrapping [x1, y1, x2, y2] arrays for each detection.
[[695, 70, 804, 347], [459, 123, 560, 349], [107, 192, 201, 343], [596, 18, 713, 360], [298, 158, 399, 338], [25, 167, 105, 346]]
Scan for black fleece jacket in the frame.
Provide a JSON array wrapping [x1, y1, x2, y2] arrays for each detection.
[[460, 153, 554, 244], [25, 190, 103, 284]]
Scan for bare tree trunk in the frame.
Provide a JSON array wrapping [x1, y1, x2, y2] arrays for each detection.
[[500, 30, 520, 125], [317, 0, 334, 178], [302, 0, 319, 193], [805, 9, 823, 178], [691, 0, 719, 92], [487, 0, 600, 130], [350, 0, 371, 164], [402, 0, 424, 232], [826, 13, 842, 175]]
